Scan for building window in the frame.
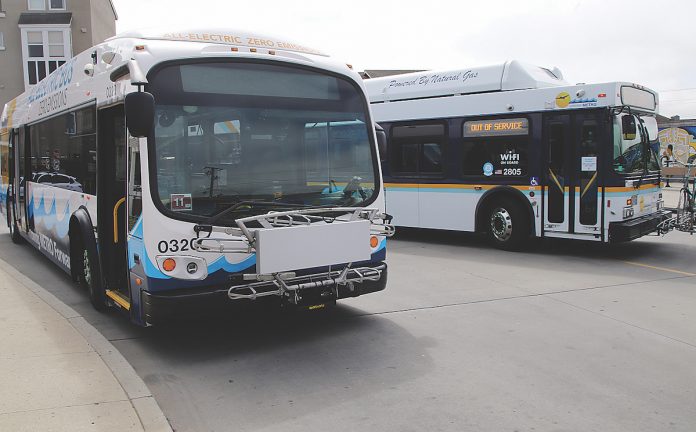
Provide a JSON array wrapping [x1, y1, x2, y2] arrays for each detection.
[[28, 0, 45, 10], [49, 0, 66, 10], [21, 28, 71, 87]]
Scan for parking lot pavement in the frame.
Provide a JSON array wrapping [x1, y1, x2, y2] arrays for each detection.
[[1, 226, 695, 431]]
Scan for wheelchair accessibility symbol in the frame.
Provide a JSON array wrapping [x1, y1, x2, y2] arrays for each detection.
[[530, 176, 539, 186]]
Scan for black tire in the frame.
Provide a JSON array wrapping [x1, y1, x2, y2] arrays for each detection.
[[7, 201, 23, 244], [75, 235, 107, 311], [486, 199, 531, 251]]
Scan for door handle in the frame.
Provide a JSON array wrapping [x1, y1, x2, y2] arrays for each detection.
[[113, 197, 126, 243]]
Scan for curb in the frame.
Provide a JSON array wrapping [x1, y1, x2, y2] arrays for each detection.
[[0, 257, 172, 432]]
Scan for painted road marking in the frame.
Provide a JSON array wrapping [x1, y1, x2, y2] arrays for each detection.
[[623, 261, 696, 277]]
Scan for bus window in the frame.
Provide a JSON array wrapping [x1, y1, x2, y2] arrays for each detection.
[[389, 123, 445, 177], [0, 130, 8, 186], [29, 106, 96, 194], [461, 139, 529, 177], [547, 122, 566, 223], [461, 118, 529, 178], [579, 120, 599, 226], [612, 114, 645, 174], [128, 135, 142, 233]]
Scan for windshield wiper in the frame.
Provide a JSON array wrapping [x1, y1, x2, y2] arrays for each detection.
[[206, 200, 307, 225]]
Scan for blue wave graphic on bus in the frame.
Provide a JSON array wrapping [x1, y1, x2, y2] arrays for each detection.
[[207, 255, 256, 274], [0, 185, 7, 215], [28, 193, 71, 239]]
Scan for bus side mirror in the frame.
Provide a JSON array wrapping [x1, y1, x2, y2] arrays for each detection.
[[375, 123, 387, 161], [621, 115, 636, 140], [125, 92, 155, 138]]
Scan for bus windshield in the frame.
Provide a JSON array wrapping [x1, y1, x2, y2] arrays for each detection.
[[148, 61, 377, 221], [612, 113, 659, 174]]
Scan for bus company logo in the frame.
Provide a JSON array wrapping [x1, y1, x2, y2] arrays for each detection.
[[28, 58, 76, 105], [483, 162, 494, 176], [569, 97, 599, 107], [555, 91, 571, 108]]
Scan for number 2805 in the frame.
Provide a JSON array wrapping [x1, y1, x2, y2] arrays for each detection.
[[158, 238, 197, 253]]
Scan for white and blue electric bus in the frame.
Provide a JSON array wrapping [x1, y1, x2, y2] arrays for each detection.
[[0, 28, 393, 326]]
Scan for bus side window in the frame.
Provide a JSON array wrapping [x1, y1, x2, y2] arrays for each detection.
[[29, 106, 96, 194], [0, 130, 9, 187], [390, 123, 445, 177], [461, 118, 529, 178], [127, 135, 142, 233]]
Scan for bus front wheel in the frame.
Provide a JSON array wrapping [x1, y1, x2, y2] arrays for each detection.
[[486, 200, 529, 250], [76, 236, 107, 311]]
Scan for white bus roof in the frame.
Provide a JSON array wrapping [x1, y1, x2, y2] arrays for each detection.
[[109, 27, 328, 57], [364, 60, 568, 103], [365, 61, 659, 121], [2, 27, 359, 132]]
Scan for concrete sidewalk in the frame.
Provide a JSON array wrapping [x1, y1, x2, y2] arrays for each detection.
[[0, 253, 171, 432]]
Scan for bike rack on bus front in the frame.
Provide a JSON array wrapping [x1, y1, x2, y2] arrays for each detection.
[[192, 207, 394, 253], [190, 207, 394, 303]]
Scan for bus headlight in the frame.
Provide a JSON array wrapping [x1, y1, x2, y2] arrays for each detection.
[[656, 200, 664, 210], [156, 256, 208, 280], [623, 207, 634, 219]]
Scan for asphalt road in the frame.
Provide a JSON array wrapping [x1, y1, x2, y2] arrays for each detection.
[[1, 226, 695, 432]]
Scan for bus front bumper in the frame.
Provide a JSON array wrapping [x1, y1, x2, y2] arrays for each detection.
[[141, 262, 387, 324], [608, 210, 672, 242]]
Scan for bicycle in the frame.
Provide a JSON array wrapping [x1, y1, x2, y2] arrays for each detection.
[[674, 161, 696, 234]]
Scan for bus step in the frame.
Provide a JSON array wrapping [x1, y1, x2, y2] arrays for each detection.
[[105, 289, 131, 310]]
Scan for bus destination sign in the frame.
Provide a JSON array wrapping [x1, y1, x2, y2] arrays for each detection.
[[463, 118, 529, 137]]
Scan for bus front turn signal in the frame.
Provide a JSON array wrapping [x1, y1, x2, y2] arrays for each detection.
[[162, 258, 176, 272]]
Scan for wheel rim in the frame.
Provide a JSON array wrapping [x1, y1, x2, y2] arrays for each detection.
[[82, 249, 92, 286], [490, 207, 513, 242]]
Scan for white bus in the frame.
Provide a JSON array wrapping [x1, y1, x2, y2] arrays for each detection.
[[365, 60, 669, 249], [0, 28, 393, 326]]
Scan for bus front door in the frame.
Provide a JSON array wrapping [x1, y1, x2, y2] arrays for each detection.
[[97, 105, 130, 306], [15, 128, 28, 232], [543, 115, 571, 235], [543, 113, 603, 239], [573, 114, 602, 237]]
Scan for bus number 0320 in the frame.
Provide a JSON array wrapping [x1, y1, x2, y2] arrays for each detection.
[[158, 238, 198, 253]]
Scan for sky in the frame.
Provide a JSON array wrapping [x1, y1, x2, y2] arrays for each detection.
[[112, 0, 696, 118]]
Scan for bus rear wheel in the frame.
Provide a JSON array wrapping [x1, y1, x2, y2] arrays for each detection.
[[486, 199, 529, 250], [76, 236, 107, 311], [7, 202, 23, 244]]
